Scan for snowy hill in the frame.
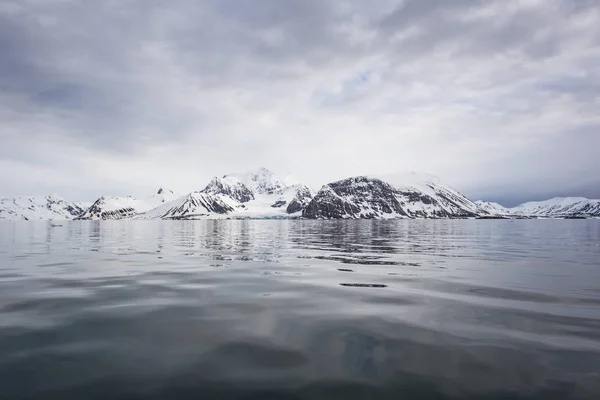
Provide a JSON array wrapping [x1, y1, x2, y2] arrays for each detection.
[[303, 175, 485, 219], [475, 200, 512, 216], [473, 198, 600, 218], [0, 195, 88, 221], [137, 168, 314, 220], [77, 189, 178, 220], [510, 197, 600, 218]]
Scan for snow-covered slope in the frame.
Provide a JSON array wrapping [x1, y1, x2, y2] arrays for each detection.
[[77, 189, 178, 220], [225, 167, 287, 195], [143, 188, 179, 210], [383, 172, 484, 216], [303, 175, 485, 219], [0, 195, 87, 221], [137, 168, 314, 220], [137, 191, 238, 220], [510, 197, 600, 218], [220, 168, 314, 217], [475, 200, 512, 216]]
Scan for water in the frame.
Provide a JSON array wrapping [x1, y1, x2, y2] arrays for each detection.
[[1, 220, 599, 400]]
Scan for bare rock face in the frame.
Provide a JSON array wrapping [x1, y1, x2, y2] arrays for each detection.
[[271, 200, 287, 208], [286, 185, 314, 214], [286, 199, 305, 214], [303, 177, 406, 219]]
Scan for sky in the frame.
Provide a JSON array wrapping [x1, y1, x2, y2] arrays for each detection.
[[0, 0, 599, 206]]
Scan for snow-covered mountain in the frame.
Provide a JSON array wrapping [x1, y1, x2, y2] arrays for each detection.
[[203, 176, 254, 203], [510, 197, 600, 218], [137, 191, 239, 220], [473, 198, 600, 218], [77, 189, 178, 220], [0, 195, 89, 221], [136, 168, 314, 220], [3, 169, 599, 220], [303, 174, 485, 219]]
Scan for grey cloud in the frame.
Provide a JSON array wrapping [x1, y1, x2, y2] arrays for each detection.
[[0, 0, 599, 202], [378, 0, 557, 61]]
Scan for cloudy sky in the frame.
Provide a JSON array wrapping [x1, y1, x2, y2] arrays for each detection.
[[1, 0, 599, 205]]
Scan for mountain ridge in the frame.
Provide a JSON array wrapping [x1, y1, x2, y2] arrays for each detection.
[[135, 168, 315, 220], [303, 175, 482, 219], [76, 189, 179, 220], [1, 169, 599, 220], [0, 195, 89, 221]]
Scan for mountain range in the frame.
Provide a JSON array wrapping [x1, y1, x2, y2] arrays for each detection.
[[1, 168, 599, 220]]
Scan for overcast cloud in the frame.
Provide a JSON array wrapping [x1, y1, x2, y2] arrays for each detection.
[[0, 0, 599, 205]]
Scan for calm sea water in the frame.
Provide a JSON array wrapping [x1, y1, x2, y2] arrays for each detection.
[[1, 220, 599, 400]]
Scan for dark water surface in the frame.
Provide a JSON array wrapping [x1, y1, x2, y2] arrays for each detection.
[[1, 220, 600, 399]]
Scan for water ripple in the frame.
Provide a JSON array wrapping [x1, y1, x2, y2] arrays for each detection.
[[0, 219, 599, 399]]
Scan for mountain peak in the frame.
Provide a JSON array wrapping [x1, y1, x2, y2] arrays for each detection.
[[203, 176, 254, 203], [224, 167, 286, 195]]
